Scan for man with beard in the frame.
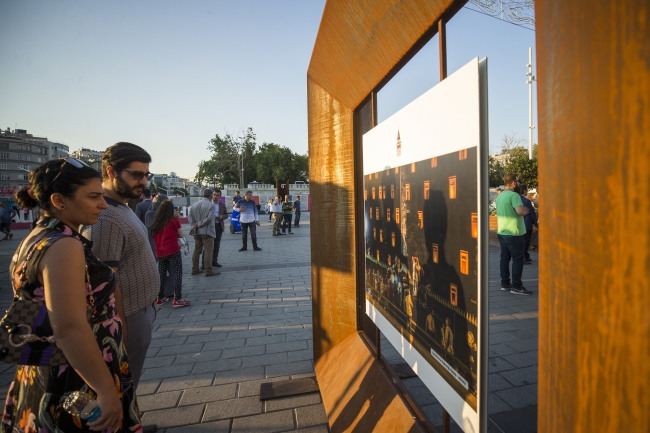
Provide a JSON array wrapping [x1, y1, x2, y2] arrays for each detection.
[[496, 173, 531, 296], [81, 142, 160, 433]]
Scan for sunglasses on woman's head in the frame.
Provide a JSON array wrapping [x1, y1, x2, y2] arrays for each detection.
[[48, 157, 91, 189]]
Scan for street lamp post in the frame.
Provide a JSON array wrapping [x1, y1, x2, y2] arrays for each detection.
[[526, 46, 536, 160], [239, 153, 245, 190]]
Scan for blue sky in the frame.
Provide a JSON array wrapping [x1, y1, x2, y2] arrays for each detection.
[[0, 1, 536, 180]]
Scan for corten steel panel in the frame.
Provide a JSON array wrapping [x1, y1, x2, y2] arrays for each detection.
[[308, 0, 463, 368], [308, 0, 456, 110], [315, 332, 424, 433], [308, 1, 466, 430], [536, 1, 650, 432], [308, 77, 357, 362]]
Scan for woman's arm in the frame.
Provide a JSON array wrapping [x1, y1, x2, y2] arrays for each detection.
[[40, 238, 122, 432], [177, 227, 184, 238], [114, 284, 127, 344]]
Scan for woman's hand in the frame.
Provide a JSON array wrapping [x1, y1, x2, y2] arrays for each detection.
[[86, 390, 123, 432]]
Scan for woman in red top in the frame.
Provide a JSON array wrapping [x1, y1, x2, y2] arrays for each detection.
[[151, 200, 190, 307]]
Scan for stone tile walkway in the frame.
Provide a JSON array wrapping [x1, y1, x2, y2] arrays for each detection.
[[0, 213, 538, 433]]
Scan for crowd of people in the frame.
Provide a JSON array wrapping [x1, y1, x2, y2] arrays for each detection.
[[0, 139, 306, 432]]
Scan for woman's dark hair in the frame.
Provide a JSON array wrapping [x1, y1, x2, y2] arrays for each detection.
[[150, 200, 175, 233], [101, 142, 152, 181], [15, 159, 102, 210]]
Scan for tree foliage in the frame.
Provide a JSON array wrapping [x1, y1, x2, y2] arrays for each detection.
[[255, 143, 309, 185], [503, 145, 538, 188], [488, 156, 505, 187], [195, 127, 308, 188], [195, 127, 257, 187]]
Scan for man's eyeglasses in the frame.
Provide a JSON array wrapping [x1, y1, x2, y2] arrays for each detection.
[[48, 157, 90, 190], [122, 169, 154, 181]]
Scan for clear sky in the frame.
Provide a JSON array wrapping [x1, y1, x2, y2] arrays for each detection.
[[0, 1, 536, 180]]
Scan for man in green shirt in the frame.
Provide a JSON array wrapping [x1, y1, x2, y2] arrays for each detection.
[[496, 173, 531, 295], [281, 195, 294, 234]]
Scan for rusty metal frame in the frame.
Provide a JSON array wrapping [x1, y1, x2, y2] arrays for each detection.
[[309, 1, 473, 431]]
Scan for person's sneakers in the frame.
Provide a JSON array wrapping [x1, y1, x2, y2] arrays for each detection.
[[239, 247, 247, 251], [156, 297, 169, 306], [8, 233, 13, 240], [511, 286, 533, 296], [191, 270, 204, 275], [289, 232, 294, 234], [253, 247, 262, 251], [278, 233, 286, 236], [205, 270, 220, 277], [172, 299, 191, 308], [500, 283, 511, 291], [524, 259, 532, 265], [212, 262, 222, 267]]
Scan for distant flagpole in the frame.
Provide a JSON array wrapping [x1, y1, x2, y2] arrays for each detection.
[[526, 47, 536, 159]]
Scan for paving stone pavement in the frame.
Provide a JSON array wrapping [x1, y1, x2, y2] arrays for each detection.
[[0, 213, 538, 433]]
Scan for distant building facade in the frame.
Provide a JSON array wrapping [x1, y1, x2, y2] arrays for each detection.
[[71, 147, 104, 164], [0, 129, 50, 197], [48, 142, 69, 160]]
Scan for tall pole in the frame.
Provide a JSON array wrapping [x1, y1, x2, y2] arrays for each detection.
[[240, 153, 245, 190], [526, 46, 536, 159]]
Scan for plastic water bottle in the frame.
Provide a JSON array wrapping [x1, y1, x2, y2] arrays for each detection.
[[62, 391, 102, 422]]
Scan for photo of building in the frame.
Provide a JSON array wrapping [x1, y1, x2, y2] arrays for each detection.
[[365, 147, 479, 402]]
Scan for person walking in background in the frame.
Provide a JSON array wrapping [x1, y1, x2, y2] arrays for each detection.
[[144, 194, 168, 256], [293, 195, 301, 227], [202, 189, 228, 268], [3, 159, 141, 432], [80, 142, 160, 433], [189, 189, 219, 276], [271, 195, 283, 236], [151, 200, 189, 307], [135, 188, 153, 224], [496, 173, 531, 296], [281, 195, 294, 234], [234, 190, 261, 251], [0, 201, 16, 240], [232, 190, 242, 206], [266, 199, 273, 222], [212, 189, 228, 266], [519, 184, 537, 264]]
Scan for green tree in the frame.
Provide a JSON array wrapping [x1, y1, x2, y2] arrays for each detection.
[[195, 127, 257, 188], [488, 156, 505, 187], [503, 145, 538, 188], [255, 143, 309, 185], [255, 143, 290, 184], [293, 153, 309, 182]]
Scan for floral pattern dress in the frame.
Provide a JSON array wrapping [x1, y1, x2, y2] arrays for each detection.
[[1, 218, 141, 432]]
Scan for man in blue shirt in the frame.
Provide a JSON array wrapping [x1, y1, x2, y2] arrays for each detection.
[[234, 190, 261, 251], [519, 184, 537, 264], [0, 202, 16, 240], [293, 195, 301, 227]]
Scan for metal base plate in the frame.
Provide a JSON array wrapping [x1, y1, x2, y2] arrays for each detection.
[[260, 376, 320, 401]]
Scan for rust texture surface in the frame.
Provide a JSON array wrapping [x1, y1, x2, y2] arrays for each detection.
[[308, 77, 358, 362], [315, 332, 423, 433], [307, 1, 463, 429], [536, 1, 650, 431], [308, 0, 455, 110]]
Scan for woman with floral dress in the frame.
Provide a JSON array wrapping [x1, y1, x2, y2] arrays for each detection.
[[1, 158, 141, 432]]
